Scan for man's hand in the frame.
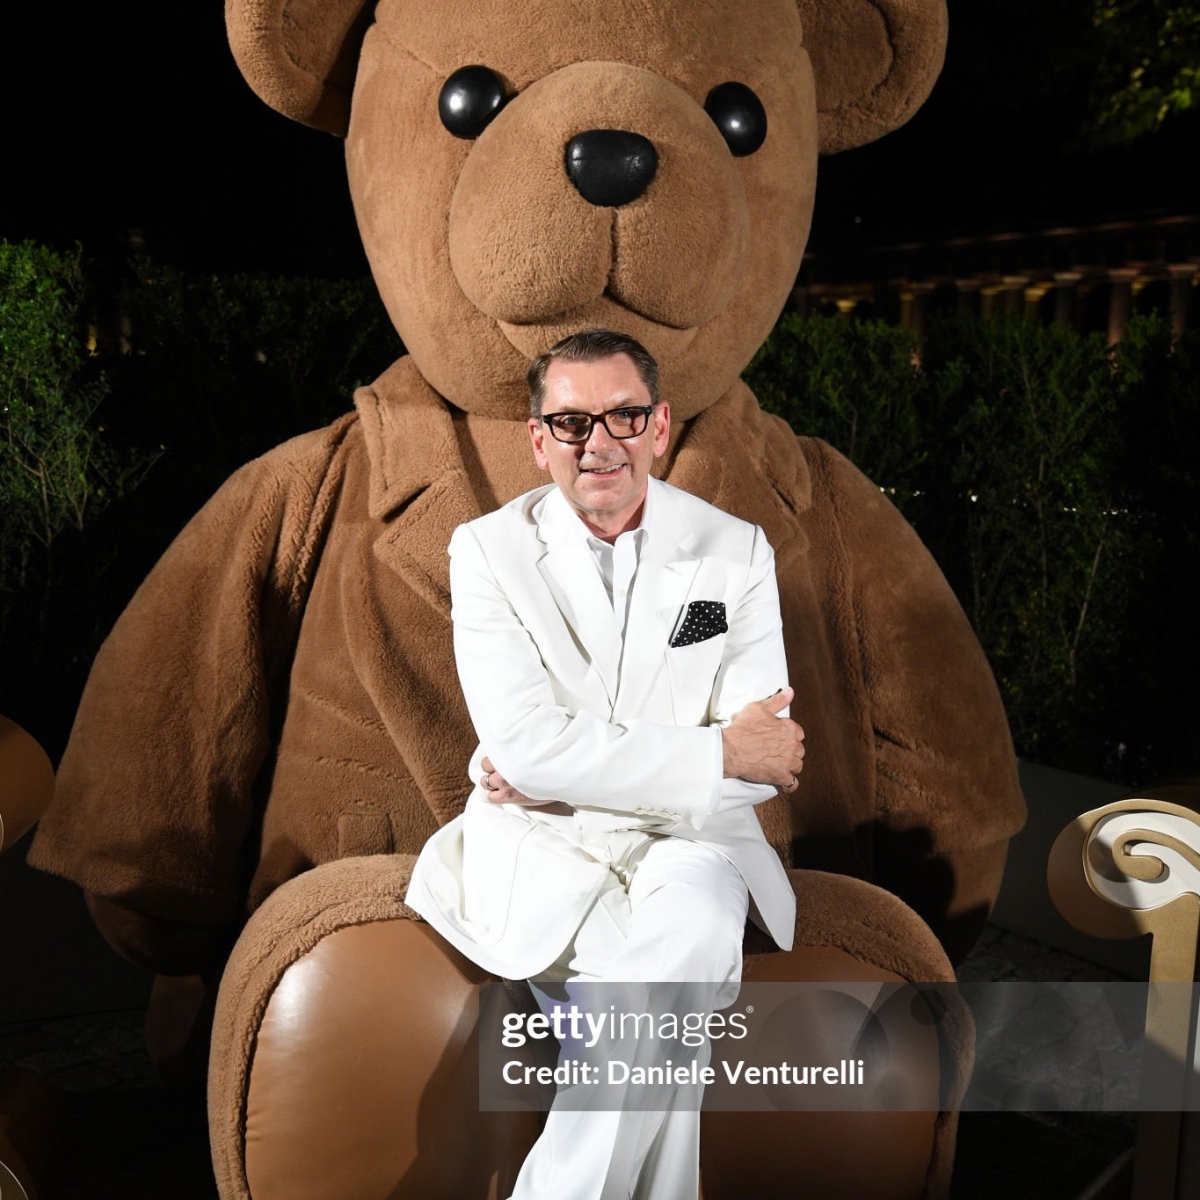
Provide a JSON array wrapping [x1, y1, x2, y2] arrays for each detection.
[[721, 687, 806, 793], [480, 756, 574, 815]]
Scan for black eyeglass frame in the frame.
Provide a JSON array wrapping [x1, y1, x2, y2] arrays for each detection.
[[540, 404, 655, 444]]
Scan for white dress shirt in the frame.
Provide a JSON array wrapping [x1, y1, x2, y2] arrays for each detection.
[[578, 481, 653, 638]]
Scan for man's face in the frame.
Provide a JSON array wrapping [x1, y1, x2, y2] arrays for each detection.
[[527, 353, 671, 538]]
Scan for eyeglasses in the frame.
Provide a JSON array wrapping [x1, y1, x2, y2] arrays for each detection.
[[541, 405, 654, 444]]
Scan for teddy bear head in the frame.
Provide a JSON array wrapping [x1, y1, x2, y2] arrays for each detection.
[[227, 0, 946, 421]]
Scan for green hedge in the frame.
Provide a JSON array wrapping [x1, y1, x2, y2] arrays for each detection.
[[116, 257, 400, 489], [745, 311, 1199, 782]]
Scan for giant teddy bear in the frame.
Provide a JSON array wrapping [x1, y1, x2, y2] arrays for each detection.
[[31, 0, 1024, 1194]]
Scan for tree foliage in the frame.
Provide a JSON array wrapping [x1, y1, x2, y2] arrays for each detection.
[[747, 314, 928, 520], [1084, 1, 1200, 144], [0, 242, 157, 614], [2, 242, 1193, 778], [919, 318, 1135, 763], [937, 0, 1200, 155]]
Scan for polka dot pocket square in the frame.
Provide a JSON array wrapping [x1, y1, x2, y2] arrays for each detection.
[[669, 600, 728, 648]]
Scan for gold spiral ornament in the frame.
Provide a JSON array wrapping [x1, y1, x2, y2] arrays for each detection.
[[1086, 810, 1200, 912], [1111, 827, 1200, 883]]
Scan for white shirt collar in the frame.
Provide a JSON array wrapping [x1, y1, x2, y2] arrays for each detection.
[[543, 476, 655, 548]]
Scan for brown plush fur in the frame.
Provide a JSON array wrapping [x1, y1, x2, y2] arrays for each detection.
[[785, 869, 974, 1200], [344, 0, 814, 421], [230, 0, 946, 151], [28, 3, 1016, 1190], [26, 8, 1024, 1193]]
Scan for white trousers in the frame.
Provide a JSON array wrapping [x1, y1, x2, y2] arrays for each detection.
[[508, 834, 749, 1200]]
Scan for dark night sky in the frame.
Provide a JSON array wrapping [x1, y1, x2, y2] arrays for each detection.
[[4, 0, 1197, 275]]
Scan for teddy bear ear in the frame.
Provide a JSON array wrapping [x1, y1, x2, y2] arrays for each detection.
[[225, 0, 377, 135], [797, 0, 948, 153]]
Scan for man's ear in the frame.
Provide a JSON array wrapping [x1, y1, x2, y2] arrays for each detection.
[[797, 0, 948, 153], [528, 417, 551, 471], [225, 0, 377, 135], [652, 402, 671, 458]]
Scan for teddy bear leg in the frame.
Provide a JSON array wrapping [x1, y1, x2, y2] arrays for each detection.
[[209, 857, 541, 1200], [696, 871, 968, 1200], [701, 944, 944, 1200], [246, 919, 538, 1200]]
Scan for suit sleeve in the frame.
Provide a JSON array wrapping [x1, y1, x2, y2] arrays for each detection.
[[707, 525, 791, 817], [449, 524, 723, 821]]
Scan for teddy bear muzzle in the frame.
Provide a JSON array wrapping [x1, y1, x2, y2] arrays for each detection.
[[447, 61, 752, 360]]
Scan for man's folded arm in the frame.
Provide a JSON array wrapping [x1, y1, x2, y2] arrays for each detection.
[[450, 521, 794, 821], [707, 526, 792, 816], [450, 525, 721, 818]]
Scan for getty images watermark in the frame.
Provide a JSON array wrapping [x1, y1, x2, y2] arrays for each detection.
[[480, 979, 939, 1112], [497, 1000, 863, 1089], [479, 980, 1200, 1113]]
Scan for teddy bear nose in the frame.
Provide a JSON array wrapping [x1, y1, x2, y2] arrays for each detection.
[[565, 130, 659, 207]]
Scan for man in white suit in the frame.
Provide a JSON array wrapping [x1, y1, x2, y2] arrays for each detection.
[[406, 329, 805, 1200]]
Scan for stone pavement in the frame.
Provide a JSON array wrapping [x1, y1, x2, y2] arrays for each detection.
[[955, 925, 1137, 1199]]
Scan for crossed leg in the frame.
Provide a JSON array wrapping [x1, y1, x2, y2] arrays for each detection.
[[508, 836, 749, 1200]]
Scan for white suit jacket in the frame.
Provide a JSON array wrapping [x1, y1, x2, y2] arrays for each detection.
[[405, 477, 797, 978]]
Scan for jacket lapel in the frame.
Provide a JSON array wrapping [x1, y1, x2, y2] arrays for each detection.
[[535, 491, 622, 709], [357, 359, 481, 617], [613, 480, 701, 721], [664, 379, 810, 575]]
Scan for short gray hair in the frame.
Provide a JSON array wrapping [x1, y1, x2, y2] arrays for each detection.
[[527, 329, 660, 417]]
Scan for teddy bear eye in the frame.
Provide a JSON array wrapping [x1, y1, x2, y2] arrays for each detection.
[[439, 65, 508, 139], [704, 82, 767, 157]]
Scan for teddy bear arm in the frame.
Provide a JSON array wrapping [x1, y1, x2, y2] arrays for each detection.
[[819, 441, 1026, 957], [27, 419, 356, 963]]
